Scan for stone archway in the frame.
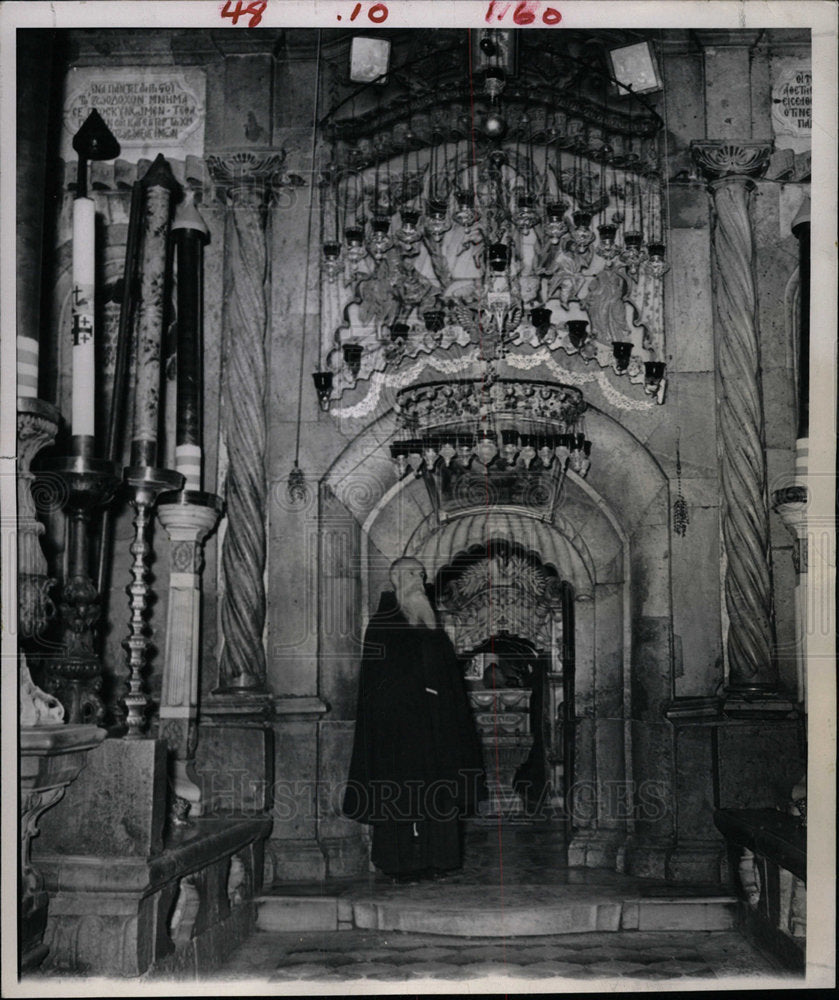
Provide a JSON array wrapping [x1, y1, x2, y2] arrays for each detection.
[[318, 403, 675, 876], [430, 538, 573, 821]]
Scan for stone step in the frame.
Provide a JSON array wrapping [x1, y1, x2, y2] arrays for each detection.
[[256, 890, 737, 937]]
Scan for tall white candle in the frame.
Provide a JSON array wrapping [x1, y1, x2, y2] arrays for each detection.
[[16, 335, 39, 398], [71, 195, 96, 438]]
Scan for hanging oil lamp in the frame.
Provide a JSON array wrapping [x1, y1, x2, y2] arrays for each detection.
[[422, 437, 439, 472], [501, 428, 519, 466], [452, 189, 477, 228], [423, 309, 446, 334], [488, 242, 509, 272], [312, 371, 334, 412], [367, 215, 393, 260], [612, 341, 634, 373], [390, 440, 410, 478], [425, 198, 450, 242], [596, 223, 621, 263], [620, 231, 646, 277], [344, 225, 366, 265], [645, 242, 668, 278], [321, 242, 342, 281], [530, 306, 553, 341], [396, 207, 422, 255], [545, 202, 568, 245], [644, 360, 666, 395], [514, 193, 539, 235], [566, 320, 589, 349], [342, 343, 363, 378], [570, 210, 595, 253]]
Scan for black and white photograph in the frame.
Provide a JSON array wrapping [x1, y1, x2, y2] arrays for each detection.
[[1, 1, 836, 994]]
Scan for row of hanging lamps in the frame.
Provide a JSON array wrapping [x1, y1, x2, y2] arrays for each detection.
[[390, 427, 592, 478]]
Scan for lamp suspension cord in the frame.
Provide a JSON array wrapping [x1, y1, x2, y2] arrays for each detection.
[[294, 29, 324, 467]]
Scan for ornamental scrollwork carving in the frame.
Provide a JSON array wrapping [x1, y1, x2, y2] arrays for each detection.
[[690, 141, 772, 181], [206, 151, 295, 206]]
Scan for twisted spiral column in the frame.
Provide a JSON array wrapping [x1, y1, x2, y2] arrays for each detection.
[[207, 153, 285, 692], [692, 141, 776, 692]]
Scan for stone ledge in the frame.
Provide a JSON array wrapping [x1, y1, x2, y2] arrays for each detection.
[[714, 808, 805, 881], [255, 891, 737, 938], [35, 818, 272, 977], [36, 818, 273, 895]]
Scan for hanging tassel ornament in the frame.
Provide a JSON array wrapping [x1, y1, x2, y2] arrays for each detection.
[[673, 434, 689, 537], [287, 462, 307, 504]]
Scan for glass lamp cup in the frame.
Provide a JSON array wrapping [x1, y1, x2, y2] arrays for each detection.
[[612, 341, 634, 371], [312, 371, 334, 411], [453, 190, 477, 227], [530, 306, 552, 338], [342, 343, 363, 377], [322, 242, 342, 281], [566, 320, 589, 348], [423, 310, 445, 333], [344, 226, 366, 263], [488, 242, 509, 272]]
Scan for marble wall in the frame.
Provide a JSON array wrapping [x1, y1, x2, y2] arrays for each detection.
[[32, 28, 807, 884]]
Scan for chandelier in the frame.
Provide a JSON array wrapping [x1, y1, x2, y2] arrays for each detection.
[[313, 34, 669, 416], [390, 377, 591, 514]]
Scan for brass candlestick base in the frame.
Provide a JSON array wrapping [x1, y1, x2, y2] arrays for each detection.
[[121, 466, 184, 739], [39, 455, 121, 725]]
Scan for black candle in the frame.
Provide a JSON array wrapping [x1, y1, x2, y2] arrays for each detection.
[[171, 192, 209, 491]]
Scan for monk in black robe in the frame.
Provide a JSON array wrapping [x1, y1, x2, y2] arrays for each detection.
[[343, 557, 485, 881]]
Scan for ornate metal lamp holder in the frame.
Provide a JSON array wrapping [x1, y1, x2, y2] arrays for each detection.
[[39, 453, 121, 724], [121, 465, 184, 738]]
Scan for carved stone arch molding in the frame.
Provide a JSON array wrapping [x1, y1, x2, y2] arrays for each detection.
[[321, 401, 676, 870]]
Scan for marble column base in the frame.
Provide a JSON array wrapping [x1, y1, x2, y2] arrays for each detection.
[[567, 829, 626, 870], [264, 837, 327, 884], [20, 723, 105, 970]]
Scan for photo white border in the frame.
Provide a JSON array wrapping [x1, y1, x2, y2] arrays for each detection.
[[1, 1, 835, 995]]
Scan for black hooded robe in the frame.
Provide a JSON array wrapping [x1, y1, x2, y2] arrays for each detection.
[[342, 591, 485, 877]]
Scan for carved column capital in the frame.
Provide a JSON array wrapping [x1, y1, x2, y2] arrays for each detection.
[[690, 141, 772, 183], [206, 150, 288, 206]]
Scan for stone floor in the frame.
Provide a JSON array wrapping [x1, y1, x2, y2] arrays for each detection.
[[212, 823, 797, 987], [218, 926, 790, 984]]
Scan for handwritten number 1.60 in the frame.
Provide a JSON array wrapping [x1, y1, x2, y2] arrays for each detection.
[[485, 2, 562, 25]]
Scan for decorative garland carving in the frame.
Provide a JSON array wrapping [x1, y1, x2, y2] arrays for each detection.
[[397, 378, 586, 433], [438, 543, 563, 653], [693, 142, 775, 691]]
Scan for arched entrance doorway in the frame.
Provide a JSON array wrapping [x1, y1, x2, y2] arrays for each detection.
[[431, 539, 576, 825], [317, 403, 675, 878]]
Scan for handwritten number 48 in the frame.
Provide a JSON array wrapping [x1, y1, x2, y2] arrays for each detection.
[[220, 0, 267, 28]]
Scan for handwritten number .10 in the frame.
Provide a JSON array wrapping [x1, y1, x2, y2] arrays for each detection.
[[346, 3, 389, 22]]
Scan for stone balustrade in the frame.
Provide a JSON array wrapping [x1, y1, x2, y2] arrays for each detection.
[[714, 807, 806, 970]]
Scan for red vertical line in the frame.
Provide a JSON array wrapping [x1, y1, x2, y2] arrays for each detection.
[[468, 29, 505, 956]]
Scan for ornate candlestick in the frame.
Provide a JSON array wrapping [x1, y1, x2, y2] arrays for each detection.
[[39, 454, 121, 724], [157, 489, 223, 815], [122, 465, 184, 739]]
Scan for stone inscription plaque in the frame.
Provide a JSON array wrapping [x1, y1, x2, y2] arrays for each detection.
[[772, 67, 812, 138], [62, 67, 206, 162]]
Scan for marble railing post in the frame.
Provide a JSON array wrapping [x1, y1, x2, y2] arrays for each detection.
[[691, 141, 778, 697], [157, 491, 223, 816], [206, 152, 286, 694]]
